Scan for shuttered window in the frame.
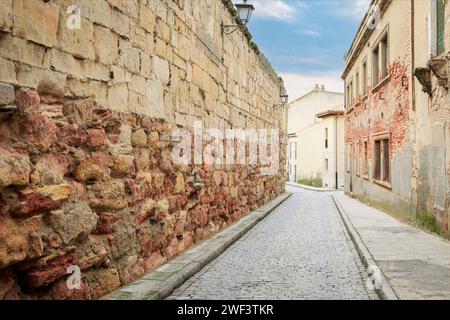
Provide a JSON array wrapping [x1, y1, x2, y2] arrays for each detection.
[[437, 0, 445, 55]]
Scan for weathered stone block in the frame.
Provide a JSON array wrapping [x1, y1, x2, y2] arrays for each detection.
[[108, 84, 129, 112], [0, 57, 16, 84], [12, 0, 59, 47], [82, 60, 110, 82], [133, 198, 156, 224], [86, 128, 107, 148], [152, 56, 170, 85], [46, 49, 84, 79], [118, 40, 140, 73], [94, 212, 122, 234], [13, 184, 71, 218], [88, 179, 127, 210], [139, 4, 156, 32], [31, 153, 70, 185], [130, 74, 146, 95], [0, 147, 30, 188], [0, 34, 46, 67], [89, 267, 121, 299], [94, 25, 119, 65], [15, 65, 66, 96], [0, 82, 14, 105], [111, 9, 130, 38], [131, 129, 147, 147], [20, 112, 58, 152], [112, 154, 134, 175], [145, 78, 164, 118], [21, 250, 77, 288], [173, 172, 185, 194], [57, 15, 95, 60], [0, 216, 43, 268], [47, 201, 97, 244], [0, 0, 13, 32], [74, 152, 111, 182]]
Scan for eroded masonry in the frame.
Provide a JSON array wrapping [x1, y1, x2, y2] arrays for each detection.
[[0, 0, 287, 299]]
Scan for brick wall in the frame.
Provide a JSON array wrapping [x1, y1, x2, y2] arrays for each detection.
[[0, 0, 286, 299]]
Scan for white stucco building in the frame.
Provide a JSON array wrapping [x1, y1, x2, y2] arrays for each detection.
[[287, 85, 345, 189]]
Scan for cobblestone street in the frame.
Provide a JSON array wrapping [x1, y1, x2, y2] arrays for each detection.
[[168, 186, 377, 300]]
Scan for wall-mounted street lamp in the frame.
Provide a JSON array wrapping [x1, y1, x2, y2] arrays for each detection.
[[273, 94, 289, 110], [221, 0, 255, 35]]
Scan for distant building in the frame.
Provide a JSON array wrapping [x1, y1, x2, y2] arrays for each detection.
[[342, 0, 449, 234], [287, 85, 345, 189]]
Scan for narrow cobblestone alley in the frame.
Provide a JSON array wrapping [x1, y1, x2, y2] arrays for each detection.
[[168, 186, 377, 300]]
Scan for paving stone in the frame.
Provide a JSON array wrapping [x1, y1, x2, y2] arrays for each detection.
[[168, 186, 375, 300]]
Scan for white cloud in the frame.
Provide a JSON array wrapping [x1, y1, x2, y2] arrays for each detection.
[[328, 0, 371, 21], [250, 0, 299, 22], [294, 29, 321, 37], [280, 71, 344, 101]]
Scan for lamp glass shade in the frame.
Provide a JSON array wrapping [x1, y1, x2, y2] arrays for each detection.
[[280, 94, 289, 104], [236, 3, 254, 25]]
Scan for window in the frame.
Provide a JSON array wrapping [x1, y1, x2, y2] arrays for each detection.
[[372, 47, 379, 86], [346, 80, 353, 107], [373, 134, 390, 185], [372, 30, 389, 86], [437, 0, 445, 55], [362, 60, 367, 95], [325, 158, 329, 171], [289, 141, 298, 161], [355, 140, 360, 176], [363, 140, 369, 176], [380, 34, 388, 79], [325, 128, 328, 149], [355, 71, 360, 99]]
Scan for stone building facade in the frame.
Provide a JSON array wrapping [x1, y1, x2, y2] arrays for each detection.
[[287, 85, 344, 188], [342, 0, 449, 236], [0, 0, 287, 299]]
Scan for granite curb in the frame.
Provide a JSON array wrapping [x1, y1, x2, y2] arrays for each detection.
[[331, 194, 399, 300]]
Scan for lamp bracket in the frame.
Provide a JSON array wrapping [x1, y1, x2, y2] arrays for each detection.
[[221, 23, 244, 35]]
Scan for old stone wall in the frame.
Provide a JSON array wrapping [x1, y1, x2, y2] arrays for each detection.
[[0, 0, 286, 299]]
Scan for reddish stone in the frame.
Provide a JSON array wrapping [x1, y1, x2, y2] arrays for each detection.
[[167, 195, 188, 212], [15, 88, 40, 113], [74, 152, 111, 182], [56, 122, 87, 147], [133, 199, 155, 225], [143, 252, 166, 272], [160, 150, 173, 173], [21, 250, 77, 288], [86, 128, 106, 148], [123, 262, 144, 284], [50, 279, 92, 300], [0, 268, 20, 300], [126, 177, 148, 206], [20, 113, 58, 152], [13, 184, 70, 218], [93, 213, 121, 234]]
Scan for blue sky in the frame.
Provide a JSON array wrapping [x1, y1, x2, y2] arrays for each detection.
[[242, 0, 371, 100]]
